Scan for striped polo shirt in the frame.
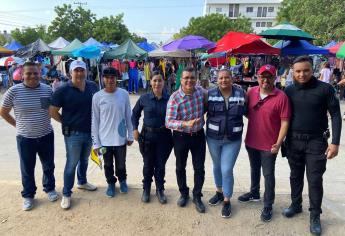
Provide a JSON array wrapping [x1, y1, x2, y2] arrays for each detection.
[[1, 83, 53, 138]]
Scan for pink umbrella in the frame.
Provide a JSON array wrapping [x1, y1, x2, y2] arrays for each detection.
[[329, 42, 344, 54]]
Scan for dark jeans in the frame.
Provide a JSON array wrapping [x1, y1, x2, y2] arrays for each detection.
[[16, 132, 55, 198], [286, 136, 327, 215], [139, 128, 173, 190], [173, 129, 206, 198], [103, 145, 127, 184], [246, 146, 277, 208]]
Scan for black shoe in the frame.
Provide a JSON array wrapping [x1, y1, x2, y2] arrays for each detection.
[[282, 205, 302, 218], [310, 214, 322, 236], [193, 197, 206, 213], [177, 195, 189, 207], [261, 207, 273, 222], [221, 201, 232, 218], [156, 190, 167, 204], [238, 192, 260, 202], [208, 191, 224, 206], [141, 189, 150, 203]]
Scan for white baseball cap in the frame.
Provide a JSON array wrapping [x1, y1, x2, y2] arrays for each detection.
[[69, 60, 86, 72]]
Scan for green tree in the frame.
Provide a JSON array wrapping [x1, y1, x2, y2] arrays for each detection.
[[0, 34, 8, 46], [93, 14, 131, 44], [11, 25, 51, 45], [277, 0, 345, 45], [130, 33, 145, 43], [48, 4, 96, 42], [174, 13, 253, 42]]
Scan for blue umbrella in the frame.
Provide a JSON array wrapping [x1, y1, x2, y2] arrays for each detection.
[[137, 40, 156, 52], [72, 45, 101, 59], [4, 40, 23, 51]]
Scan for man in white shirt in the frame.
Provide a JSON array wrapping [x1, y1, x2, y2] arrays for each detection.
[[91, 67, 134, 197]]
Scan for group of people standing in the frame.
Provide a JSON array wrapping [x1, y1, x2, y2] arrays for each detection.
[[0, 55, 341, 236]]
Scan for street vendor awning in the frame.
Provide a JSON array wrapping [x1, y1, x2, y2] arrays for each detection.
[[52, 39, 84, 56], [209, 32, 280, 55], [274, 40, 329, 56], [0, 46, 13, 54]]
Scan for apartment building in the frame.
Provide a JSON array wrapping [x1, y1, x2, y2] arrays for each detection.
[[203, 0, 283, 33]]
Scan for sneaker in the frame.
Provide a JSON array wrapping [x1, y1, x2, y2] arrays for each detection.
[[77, 182, 97, 191], [119, 181, 128, 193], [47, 190, 59, 202], [61, 196, 71, 210], [261, 207, 273, 222], [238, 192, 260, 202], [23, 198, 34, 211], [106, 184, 115, 198], [208, 191, 224, 206], [221, 201, 232, 218]]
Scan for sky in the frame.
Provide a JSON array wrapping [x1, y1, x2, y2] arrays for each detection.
[[0, 0, 205, 43]]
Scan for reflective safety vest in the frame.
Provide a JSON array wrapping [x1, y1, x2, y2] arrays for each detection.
[[206, 86, 246, 140]]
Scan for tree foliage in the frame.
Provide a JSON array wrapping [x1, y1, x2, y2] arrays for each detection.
[[11, 25, 51, 45], [0, 34, 8, 46], [174, 13, 253, 42], [277, 0, 345, 45]]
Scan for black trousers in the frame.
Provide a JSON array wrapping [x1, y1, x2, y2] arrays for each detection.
[[246, 146, 277, 207], [139, 128, 173, 190], [173, 130, 206, 198], [286, 136, 327, 214], [103, 145, 127, 184]]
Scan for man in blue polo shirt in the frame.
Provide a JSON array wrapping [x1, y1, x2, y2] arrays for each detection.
[[50, 60, 98, 210]]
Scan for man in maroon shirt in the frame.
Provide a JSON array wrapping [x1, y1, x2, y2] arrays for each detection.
[[238, 65, 291, 222]]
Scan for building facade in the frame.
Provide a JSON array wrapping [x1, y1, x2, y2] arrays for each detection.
[[203, 0, 282, 33]]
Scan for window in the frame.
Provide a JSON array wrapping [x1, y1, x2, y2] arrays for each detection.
[[267, 22, 273, 27], [246, 7, 253, 13], [268, 7, 274, 12], [257, 7, 267, 17], [261, 22, 266, 27], [229, 4, 239, 17], [256, 22, 261, 27], [216, 7, 222, 13]]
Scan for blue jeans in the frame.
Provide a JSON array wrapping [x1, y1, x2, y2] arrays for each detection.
[[128, 68, 138, 93], [16, 132, 55, 198], [63, 132, 92, 197], [207, 137, 242, 198]]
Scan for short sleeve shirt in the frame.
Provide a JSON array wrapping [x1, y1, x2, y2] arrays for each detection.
[[245, 86, 291, 151]]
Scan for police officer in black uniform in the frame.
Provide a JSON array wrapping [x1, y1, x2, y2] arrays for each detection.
[[282, 56, 342, 236], [132, 72, 173, 204]]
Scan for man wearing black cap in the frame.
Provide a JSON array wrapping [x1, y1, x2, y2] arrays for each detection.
[[91, 67, 134, 198], [282, 56, 342, 236]]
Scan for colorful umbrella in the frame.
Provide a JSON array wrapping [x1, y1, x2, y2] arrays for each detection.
[[329, 42, 344, 54], [336, 43, 345, 59], [162, 35, 215, 51], [259, 22, 314, 40]]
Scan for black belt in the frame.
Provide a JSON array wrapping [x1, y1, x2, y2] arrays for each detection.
[[173, 129, 204, 137], [288, 131, 324, 140], [143, 126, 168, 132]]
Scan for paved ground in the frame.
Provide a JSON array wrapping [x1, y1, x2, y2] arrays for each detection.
[[0, 92, 344, 235]]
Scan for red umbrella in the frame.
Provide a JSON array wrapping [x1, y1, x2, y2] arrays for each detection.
[[208, 31, 280, 55], [329, 42, 344, 54]]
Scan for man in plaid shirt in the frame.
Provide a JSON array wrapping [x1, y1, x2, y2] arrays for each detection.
[[166, 67, 207, 213]]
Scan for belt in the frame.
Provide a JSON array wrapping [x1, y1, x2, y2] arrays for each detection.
[[173, 128, 204, 137], [288, 131, 323, 140], [143, 126, 168, 132]]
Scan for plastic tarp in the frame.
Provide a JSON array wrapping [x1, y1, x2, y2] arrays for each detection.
[[148, 48, 191, 58], [72, 45, 101, 59], [103, 39, 147, 60], [4, 40, 23, 51], [137, 40, 156, 52], [48, 37, 70, 49], [274, 40, 329, 56], [84, 37, 103, 47], [52, 39, 84, 56], [209, 32, 280, 55], [15, 39, 51, 58]]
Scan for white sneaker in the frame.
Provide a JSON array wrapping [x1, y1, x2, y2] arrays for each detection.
[[23, 198, 34, 211], [77, 182, 97, 191], [61, 196, 71, 210], [47, 190, 59, 202]]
